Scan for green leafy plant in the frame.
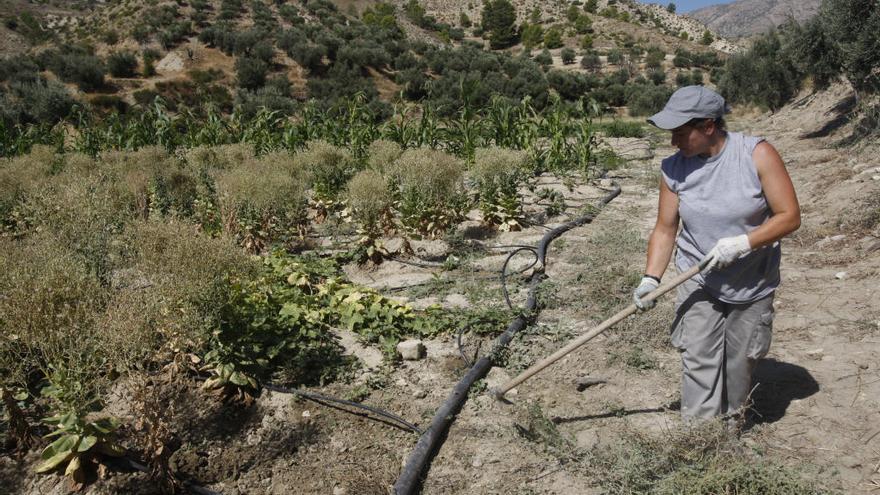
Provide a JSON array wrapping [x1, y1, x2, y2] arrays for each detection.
[[471, 146, 530, 231], [389, 148, 468, 238], [36, 412, 124, 486]]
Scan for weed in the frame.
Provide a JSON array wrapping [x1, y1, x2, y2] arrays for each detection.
[[471, 146, 531, 231], [582, 421, 836, 494], [597, 120, 646, 138], [515, 402, 576, 461], [608, 345, 658, 371], [389, 148, 468, 238]]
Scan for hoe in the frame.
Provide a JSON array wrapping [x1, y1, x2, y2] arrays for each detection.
[[492, 262, 706, 400]]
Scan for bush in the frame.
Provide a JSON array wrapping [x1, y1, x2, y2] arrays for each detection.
[[39, 49, 106, 92], [580, 51, 602, 72], [388, 148, 467, 237], [235, 56, 269, 90], [346, 169, 392, 237], [1, 78, 76, 126], [535, 49, 553, 68], [471, 146, 529, 230], [543, 28, 564, 49], [106, 51, 138, 78], [626, 84, 674, 116], [296, 140, 357, 199], [717, 30, 800, 111], [213, 151, 309, 252], [598, 120, 646, 138], [561, 47, 576, 65]]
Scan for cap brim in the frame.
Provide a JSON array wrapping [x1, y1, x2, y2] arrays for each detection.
[[646, 110, 692, 130]]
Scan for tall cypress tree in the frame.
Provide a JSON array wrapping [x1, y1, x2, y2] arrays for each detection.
[[481, 0, 519, 49]]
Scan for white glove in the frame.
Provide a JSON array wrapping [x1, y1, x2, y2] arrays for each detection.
[[632, 276, 660, 311], [704, 234, 752, 271]]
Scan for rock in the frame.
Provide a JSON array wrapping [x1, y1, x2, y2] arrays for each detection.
[[444, 293, 470, 309], [599, 178, 614, 188], [485, 367, 516, 396], [384, 237, 408, 255], [409, 239, 450, 261], [412, 389, 427, 399], [835, 271, 847, 280], [872, 175, 880, 181], [471, 457, 483, 468], [333, 486, 348, 495], [830, 234, 846, 242], [397, 339, 426, 360], [806, 348, 824, 360]]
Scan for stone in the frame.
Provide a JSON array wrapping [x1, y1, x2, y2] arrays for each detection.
[[384, 237, 408, 255], [485, 367, 516, 396], [397, 339, 426, 360], [835, 271, 847, 280], [409, 239, 451, 261], [872, 175, 880, 181], [333, 486, 348, 495], [412, 389, 427, 399], [599, 178, 614, 188]]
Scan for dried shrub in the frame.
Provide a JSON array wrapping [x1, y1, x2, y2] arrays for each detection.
[[0, 145, 57, 233], [117, 220, 259, 355], [296, 140, 357, 199], [0, 234, 108, 411], [346, 169, 392, 236], [471, 146, 529, 230], [389, 148, 468, 237], [584, 421, 833, 494], [213, 152, 309, 252], [183, 143, 255, 172], [365, 139, 402, 174]]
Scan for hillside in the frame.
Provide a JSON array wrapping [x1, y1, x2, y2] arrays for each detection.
[[0, 0, 733, 130], [690, 0, 821, 38]]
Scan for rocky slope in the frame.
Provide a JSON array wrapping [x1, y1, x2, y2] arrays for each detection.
[[690, 0, 821, 38]]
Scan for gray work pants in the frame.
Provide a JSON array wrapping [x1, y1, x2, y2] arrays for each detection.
[[671, 278, 775, 420]]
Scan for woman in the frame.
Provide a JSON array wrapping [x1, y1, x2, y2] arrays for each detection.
[[632, 86, 801, 422]]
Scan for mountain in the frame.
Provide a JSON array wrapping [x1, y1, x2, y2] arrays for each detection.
[[689, 0, 820, 38]]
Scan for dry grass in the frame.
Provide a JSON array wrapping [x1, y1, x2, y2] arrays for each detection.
[[582, 421, 837, 495]]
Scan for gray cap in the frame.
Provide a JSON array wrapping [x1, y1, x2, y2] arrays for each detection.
[[647, 85, 731, 130]]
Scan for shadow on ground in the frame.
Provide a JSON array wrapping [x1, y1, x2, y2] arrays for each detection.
[[749, 358, 819, 425]]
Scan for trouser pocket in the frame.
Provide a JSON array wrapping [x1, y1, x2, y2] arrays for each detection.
[[746, 309, 774, 360]]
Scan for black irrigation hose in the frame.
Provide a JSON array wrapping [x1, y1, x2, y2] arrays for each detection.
[[500, 246, 541, 310], [262, 383, 423, 435], [393, 183, 621, 495], [191, 375, 422, 435]]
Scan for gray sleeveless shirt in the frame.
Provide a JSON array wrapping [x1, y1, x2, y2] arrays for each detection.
[[661, 131, 781, 303]]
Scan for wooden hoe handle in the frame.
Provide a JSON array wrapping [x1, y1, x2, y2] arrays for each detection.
[[493, 263, 704, 399]]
